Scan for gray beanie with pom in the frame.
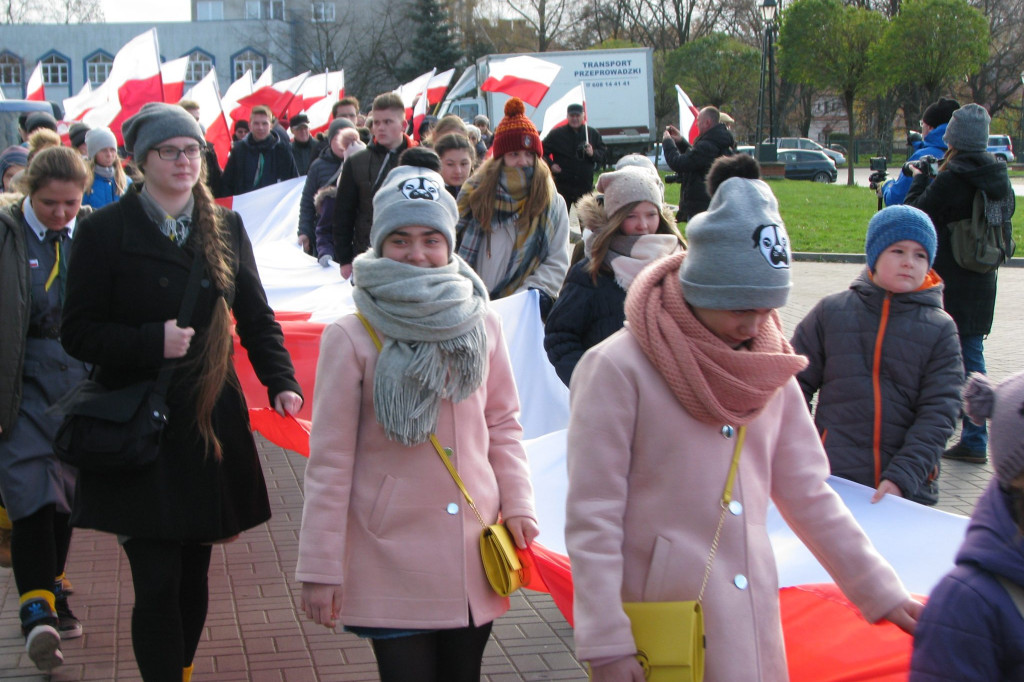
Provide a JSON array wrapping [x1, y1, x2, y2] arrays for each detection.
[[963, 371, 1024, 485]]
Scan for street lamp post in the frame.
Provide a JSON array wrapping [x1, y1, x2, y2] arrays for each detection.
[[755, 0, 778, 162]]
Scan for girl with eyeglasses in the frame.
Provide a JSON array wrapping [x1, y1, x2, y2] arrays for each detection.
[[60, 103, 303, 682]]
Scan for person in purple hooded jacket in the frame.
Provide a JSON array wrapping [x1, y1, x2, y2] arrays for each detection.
[[910, 370, 1024, 681]]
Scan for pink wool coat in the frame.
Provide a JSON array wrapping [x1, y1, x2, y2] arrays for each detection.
[[296, 310, 536, 629], [565, 328, 910, 681]]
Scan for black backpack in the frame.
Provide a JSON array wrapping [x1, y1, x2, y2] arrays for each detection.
[[947, 189, 1015, 273]]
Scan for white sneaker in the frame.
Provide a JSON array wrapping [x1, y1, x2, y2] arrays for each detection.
[[26, 623, 63, 672]]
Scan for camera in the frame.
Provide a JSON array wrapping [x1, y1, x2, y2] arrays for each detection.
[[906, 130, 923, 146], [868, 157, 887, 190], [664, 174, 681, 184], [901, 154, 939, 178]]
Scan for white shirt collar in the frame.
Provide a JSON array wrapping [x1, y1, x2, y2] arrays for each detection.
[[23, 196, 76, 242]]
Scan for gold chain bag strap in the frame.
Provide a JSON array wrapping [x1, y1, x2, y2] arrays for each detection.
[[356, 313, 528, 597], [618, 426, 746, 682]]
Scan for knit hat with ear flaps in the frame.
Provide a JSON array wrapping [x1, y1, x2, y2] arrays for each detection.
[[963, 371, 1024, 486], [122, 102, 205, 161], [491, 98, 543, 159], [595, 166, 664, 217], [922, 97, 960, 128], [943, 103, 990, 153], [679, 177, 791, 310], [864, 204, 937, 270], [370, 165, 459, 257]]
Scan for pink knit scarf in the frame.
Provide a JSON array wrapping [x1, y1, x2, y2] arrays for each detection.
[[625, 252, 808, 426]]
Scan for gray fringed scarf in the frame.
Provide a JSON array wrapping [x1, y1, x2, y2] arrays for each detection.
[[352, 251, 490, 445]]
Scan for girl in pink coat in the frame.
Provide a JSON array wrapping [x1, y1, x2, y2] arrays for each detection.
[[565, 177, 922, 681], [297, 165, 539, 682]]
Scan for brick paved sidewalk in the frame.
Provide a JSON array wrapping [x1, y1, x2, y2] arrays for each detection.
[[3, 261, 1022, 680]]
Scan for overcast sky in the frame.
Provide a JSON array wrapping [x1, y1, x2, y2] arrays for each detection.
[[100, 0, 190, 22]]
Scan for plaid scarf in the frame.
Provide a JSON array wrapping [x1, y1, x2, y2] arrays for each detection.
[[457, 165, 556, 298]]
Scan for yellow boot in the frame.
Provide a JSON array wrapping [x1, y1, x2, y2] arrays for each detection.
[[183, 663, 194, 682]]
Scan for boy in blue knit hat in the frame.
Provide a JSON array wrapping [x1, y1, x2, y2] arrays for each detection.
[[791, 205, 964, 505]]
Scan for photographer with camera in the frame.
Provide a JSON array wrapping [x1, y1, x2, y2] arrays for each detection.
[[880, 97, 959, 206], [662, 106, 735, 222], [542, 103, 606, 210]]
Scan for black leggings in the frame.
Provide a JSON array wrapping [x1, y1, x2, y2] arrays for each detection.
[[11, 503, 72, 596], [370, 620, 493, 682], [122, 539, 212, 682]]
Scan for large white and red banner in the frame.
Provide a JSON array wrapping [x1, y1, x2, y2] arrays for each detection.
[[221, 182, 968, 681], [481, 55, 561, 107]]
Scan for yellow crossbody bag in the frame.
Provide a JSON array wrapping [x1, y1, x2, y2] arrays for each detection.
[[617, 426, 746, 682], [356, 312, 527, 597]]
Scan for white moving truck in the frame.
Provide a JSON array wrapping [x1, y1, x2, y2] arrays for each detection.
[[439, 47, 656, 161]]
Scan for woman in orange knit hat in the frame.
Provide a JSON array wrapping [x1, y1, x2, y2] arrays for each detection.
[[456, 98, 569, 317]]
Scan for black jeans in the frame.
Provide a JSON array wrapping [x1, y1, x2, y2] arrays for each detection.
[[11, 503, 71, 596], [371, 620, 494, 682], [122, 539, 212, 682]]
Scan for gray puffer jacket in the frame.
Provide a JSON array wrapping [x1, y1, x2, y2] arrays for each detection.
[[791, 268, 963, 505]]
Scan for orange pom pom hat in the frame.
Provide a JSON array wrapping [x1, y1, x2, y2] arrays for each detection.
[[491, 97, 543, 159]]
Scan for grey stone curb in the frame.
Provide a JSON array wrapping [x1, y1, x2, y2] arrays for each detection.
[[794, 252, 1024, 267]]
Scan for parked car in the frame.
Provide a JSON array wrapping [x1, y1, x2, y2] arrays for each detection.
[[770, 136, 846, 166], [777, 149, 837, 183], [737, 145, 755, 156], [988, 134, 1014, 163]]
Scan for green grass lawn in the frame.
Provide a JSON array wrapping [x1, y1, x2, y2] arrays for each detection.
[[661, 175, 1024, 253]]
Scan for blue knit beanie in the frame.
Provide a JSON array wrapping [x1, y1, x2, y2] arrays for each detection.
[[865, 205, 937, 270]]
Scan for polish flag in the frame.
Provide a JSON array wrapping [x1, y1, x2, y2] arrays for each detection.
[[539, 83, 585, 138], [82, 29, 164, 145], [230, 66, 272, 124], [62, 82, 93, 121], [411, 80, 431, 141], [303, 71, 345, 137], [426, 68, 455, 106], [25, 62, 44, 101], [269, 71, 309, 122], [0, 87, 5, 101], [480, 55, 561, 108], [675, 84, 700, 144], [182, 69, 232, 170], [161, 56, 189, 104], [294, 70, 342, 112], [395, 69, 435, 121], [222, 68, 253, 128]]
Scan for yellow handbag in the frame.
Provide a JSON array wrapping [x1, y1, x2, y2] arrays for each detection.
[[617, 426, 746, 682], [356, 313, 528, 597]]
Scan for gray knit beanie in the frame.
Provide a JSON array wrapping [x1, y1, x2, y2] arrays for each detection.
[[943, 103, 990, 153], [122, 102, 205, 161], [595, 166, 664, 217], [963, 371, 1024, 485], [865, 204, 937, 270], [328, 117, 354, 141], [85, 127, 117, 161], [679, 177, 791, 309], [370, 165, 458, 257]]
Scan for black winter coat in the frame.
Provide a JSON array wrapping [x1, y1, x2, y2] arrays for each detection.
[[61, 189, 301, 541], [905, 152, 1014, 336], [218, 131, 299, 198], [297, 144, 343, 248], [542, 124, 606, 206], [663, 123, 734, 221], [544, 258, 625, 386]]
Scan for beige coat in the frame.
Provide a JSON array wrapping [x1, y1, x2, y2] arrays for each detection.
[[565, 328, 909, 681], [296, 310, 536, 629]]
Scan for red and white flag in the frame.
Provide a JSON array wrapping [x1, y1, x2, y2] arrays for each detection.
[[480, 55, 560, 108], [231, 66, 273, 123], [303, 70, 345, 136], [675, 84, 700, 144], [161, 56, 189, 104], [395, 69, 435, 121], [539, 83, 585, 138], [411, 80, 431, 141], [182, 69, 231, 170], [269, 71, 310, 122], [82, 29, 164, 144], [426, 68, 455, 106], [25, 62, 44, 101], [61, 82, 93, 122], [222, 69, 253, 128]]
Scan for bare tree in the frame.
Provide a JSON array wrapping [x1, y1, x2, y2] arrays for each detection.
[[503, 0, 576, 51], [966, 0, 1024, 117], [1, 0, 103, 23]]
